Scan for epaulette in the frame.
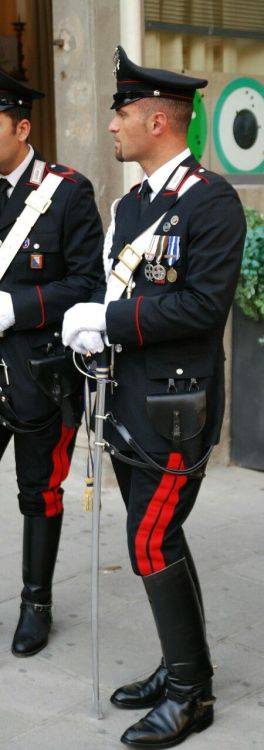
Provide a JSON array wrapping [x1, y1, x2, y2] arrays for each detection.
[[46, 163, 77, 183], [26, 158, 78, 187]]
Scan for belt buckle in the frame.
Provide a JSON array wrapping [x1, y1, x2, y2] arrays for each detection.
[[118, 244, 142, 272]]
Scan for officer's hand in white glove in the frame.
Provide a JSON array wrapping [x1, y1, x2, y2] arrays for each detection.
[[62, 302, 106, 348], [68, 330, 104, 355], [0, 291, 15, 332]]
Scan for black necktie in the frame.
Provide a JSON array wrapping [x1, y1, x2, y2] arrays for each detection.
[[0, 178, 10, 213], [140, 179, 151, 216]]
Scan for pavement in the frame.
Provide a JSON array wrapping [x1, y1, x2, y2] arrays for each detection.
[[0, 432, 264, 750]]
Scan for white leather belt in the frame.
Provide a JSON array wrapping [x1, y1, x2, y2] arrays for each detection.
[[0, 171, 63, 281], [104, 167, 202, 305]]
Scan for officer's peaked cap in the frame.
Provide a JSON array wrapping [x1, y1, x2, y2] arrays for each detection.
[[0, 69, 44, 112], [111, 46, 208, 110]]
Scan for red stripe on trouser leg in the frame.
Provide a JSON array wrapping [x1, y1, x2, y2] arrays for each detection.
[[42, 424, 76, 517], [135, 453, 187, 576]]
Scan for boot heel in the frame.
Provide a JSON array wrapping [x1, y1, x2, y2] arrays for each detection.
[[195, 707, 214, 733]]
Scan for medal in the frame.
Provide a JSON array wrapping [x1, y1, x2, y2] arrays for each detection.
[[165, 236, 180, 266], [153, 264, 166, 281], [145, 235, 159, 261], [166, 267, 177, 282], [144, 263, 154, 281]]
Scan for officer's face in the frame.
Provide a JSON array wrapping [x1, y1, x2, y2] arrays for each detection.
[[109, 103, 152, 165], [0, 112, 30, 174]]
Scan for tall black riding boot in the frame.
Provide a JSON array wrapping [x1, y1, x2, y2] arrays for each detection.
[[111, 539, 206, 710], [121, 558, 214, 748], [12, 514, 63, 657]]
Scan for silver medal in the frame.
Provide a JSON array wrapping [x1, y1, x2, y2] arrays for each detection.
[[153, 264, 166, 281], [144, 263, 154, 281]]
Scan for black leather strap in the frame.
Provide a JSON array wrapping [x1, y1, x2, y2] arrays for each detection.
[[105, 413, 213, 477]]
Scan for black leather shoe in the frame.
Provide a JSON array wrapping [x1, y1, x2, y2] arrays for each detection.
[[111, 662, 167, 709], [12, 601, 52, 657], [120, 689, 215, 748]]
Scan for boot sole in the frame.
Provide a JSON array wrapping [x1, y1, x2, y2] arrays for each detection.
[[121, 708, 214, 747], [111, 696, 161, 710]]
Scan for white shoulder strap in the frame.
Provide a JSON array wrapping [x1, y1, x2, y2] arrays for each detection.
[[103, 197, 121, 281], [0, 169, 63, 281], [104, 169, 202, 305]]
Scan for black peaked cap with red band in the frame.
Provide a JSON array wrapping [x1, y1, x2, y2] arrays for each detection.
[[111, 45, 208, 110], [0, 69, 44, 112]]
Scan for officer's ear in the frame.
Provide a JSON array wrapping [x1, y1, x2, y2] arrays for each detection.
[[151, 111, 168, 137], [16, 118, 31, 143]]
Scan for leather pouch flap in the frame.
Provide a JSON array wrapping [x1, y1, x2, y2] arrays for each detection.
[[146, 390, 206, 443]]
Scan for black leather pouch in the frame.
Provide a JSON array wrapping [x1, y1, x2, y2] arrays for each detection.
[[28, 350, 83, 406], [146, 389, 206, 467]]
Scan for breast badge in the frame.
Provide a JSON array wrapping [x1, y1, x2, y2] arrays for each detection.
[[30, 254, 44, 269]]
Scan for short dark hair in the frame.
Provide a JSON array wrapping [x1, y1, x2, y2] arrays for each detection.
[[6, 107, 32, 131], [138, 97, 193, 133]]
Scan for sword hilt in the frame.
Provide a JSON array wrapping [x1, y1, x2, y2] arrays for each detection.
[[95, 346, 110, 381]]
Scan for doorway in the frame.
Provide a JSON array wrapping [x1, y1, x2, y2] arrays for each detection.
[[0, 0, 56, 161]]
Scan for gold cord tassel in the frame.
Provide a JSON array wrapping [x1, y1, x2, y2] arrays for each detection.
[[83, 476, 93, 512]]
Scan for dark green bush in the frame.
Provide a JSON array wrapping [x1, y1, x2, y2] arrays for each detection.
[[235, 207, 264, 322]]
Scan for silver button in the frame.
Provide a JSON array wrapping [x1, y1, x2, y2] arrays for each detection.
[[54, 331, 60, 338], [33, 243, 40, 249], [176, 368, 183, 375], [1, 395, 6, 402], [115, 344, 122, 353]]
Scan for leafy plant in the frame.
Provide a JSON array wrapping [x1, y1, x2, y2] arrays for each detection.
[[235, 207, 264, 322]]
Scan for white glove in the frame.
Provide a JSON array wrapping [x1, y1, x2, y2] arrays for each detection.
[[0, 291, 15, 332], [68, 330, 104, 354], [62, 302, 106, 347]]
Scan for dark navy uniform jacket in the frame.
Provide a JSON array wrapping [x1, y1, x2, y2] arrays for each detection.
[[104, 155, 246, 452], [0, 151, 104, 421]]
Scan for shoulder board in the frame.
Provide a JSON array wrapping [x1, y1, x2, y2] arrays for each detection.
[[27, 159, 78, 187], [46, 163, 77, 182]]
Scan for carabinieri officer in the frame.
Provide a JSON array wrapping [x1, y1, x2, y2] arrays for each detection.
[[63, 46, 246, 749], [0, 70, 104, 658]]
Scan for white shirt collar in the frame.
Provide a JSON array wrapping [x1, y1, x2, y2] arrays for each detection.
[[1, 144, 35, 193], [141, 148, 191, 199]]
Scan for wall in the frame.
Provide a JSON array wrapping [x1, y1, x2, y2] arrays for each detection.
[[52, 0, 122, 229]]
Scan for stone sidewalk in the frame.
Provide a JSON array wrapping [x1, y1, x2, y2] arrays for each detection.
[[0, 438, 263, 749]]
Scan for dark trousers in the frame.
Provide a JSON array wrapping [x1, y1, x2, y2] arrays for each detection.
[[111, 451, 203, 576], [0, 413, 77, 517]]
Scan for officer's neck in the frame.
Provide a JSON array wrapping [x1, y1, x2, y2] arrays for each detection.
[[140, 135, 187, 177], [0, 142, 30, 176]]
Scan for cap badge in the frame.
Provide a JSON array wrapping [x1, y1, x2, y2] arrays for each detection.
[[113, 47, 120, 76]]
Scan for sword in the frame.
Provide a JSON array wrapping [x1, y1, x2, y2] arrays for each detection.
[[90, 347, 110, 719]]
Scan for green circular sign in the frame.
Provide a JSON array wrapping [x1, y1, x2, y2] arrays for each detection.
[[213, 77, 264, 173], [187, 92, 207, 160]]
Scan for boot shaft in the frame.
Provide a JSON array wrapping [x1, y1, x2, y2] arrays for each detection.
[[143, 557, 213, 683], [22, 514, 63, 603]]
